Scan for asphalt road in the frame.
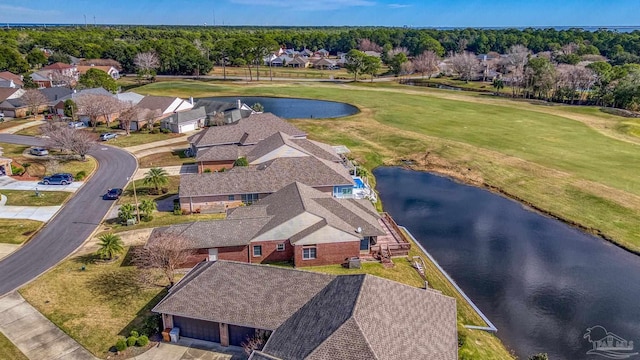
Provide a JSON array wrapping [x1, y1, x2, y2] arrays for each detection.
[[0, 134, 137, 296]]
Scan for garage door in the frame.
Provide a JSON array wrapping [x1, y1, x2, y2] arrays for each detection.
[[173, 316, 220, 343], [228, 324, 256, 346], [180, 123, 196, 133]]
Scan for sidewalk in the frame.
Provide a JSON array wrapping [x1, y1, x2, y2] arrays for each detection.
[[0, 119, 45, 134], [0, 177, 83, 192], [0, 292, 97, 360]]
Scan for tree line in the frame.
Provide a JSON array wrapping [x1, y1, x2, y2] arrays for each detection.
[[2, 26, 640, 76]]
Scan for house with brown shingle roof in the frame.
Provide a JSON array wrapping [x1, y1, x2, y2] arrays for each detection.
[[0, 71, 24, 88], [152, 261, 457, 359], [76, 65, 120, 80], [189, 113, 307, 172], [166, 182, 386, 267]]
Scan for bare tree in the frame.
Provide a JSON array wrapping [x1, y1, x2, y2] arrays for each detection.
[[357, 39, 382, 53], [412, 50, 440, 78], [387, 47, 408, 58], [21, 89, 48, 119], [556, 64, 595, 104], [75, 94, 120, 129], [117, 104, 139, 135], [68, 130, 96, 161], [448, 51, 480, 82], [50, 70, 76, 89], [502, 45, 531, 96], [400, 61, 414, 77], [134, 51, 160, 81], [133, 233, 196, 287]]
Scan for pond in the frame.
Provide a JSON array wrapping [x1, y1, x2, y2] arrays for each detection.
[[201, 96, 359, 119], [373, 167, 640, 360]]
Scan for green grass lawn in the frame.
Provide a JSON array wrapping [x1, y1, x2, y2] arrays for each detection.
[[2, 190, 71, 206], [117, 176, 180, 205], [0, 118, 34, 131], [0, 219, 43, 244], [133, 80, 640, 254], [20, 249, 168, 358], [0, 331, 28, 360], [106, 132, 186, 148], [14, 124, 43, 137], [138, 148, 194, 168], [0, 142, 97, 179]]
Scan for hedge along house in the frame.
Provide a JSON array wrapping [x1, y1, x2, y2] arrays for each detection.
[[158, 182, 386, 267], [152, 261, 458, 359], [188, 113, 306, 173]]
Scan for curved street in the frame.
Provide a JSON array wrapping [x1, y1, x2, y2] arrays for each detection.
[[0, 134, 137, 296]]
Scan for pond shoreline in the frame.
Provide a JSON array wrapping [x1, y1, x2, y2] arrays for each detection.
[[389, 161, 638, 257]]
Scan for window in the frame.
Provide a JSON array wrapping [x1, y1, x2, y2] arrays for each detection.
[[302, 246, 317, 260], [253, 245, 262, 257], [276, 243, 285, 251], [241, 193, 259, 204], [228, 195, 235, 201]]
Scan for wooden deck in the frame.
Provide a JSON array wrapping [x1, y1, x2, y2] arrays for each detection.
[[370, 213, 411, 259]]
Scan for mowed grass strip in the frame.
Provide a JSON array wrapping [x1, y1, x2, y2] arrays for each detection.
[[20, 249, 168, 358], [0, 331, 28, 360], [138, 149, 195, 168], [0, 219, 43, 244], [2, 190, 71, 206], [135, 80, 640, 251]]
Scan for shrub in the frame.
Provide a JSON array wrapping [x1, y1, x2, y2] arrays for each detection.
[[11, 164, 23, 175], [127, 336, 137, 347], [203, 168, 212, 173], [130, 330, 139, 338], [115, 338, 127, 351], [151, 128, 160, 134], [75, 170, 87, 180], [234, 156, 248, 167], [137, 335, 149, 347], [160, 128, 171, 133], [142, 313, 162, 335]]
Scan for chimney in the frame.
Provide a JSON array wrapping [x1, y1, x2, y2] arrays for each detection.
[[236, 99, 241, 109]]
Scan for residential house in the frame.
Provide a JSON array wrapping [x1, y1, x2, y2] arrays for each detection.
[[160, 107, 207, 133], [270, 55, 292, 67], [178, 155, 354, 212], [0, 71, 24, 88], [31, 62, 79, 88], [315, 48, 330, 57], [131, 95, 194, 131], [76, 65, 120, 80], [288, 56, 310, 68], [0, 88, 27, 118], [41, 62, 77, 78], [188, 112, 306, 170], [30, 71, 54, 88], [152, 261, 458, 359], [300, 49, 314, 57], [114, 91, 144, 105], [160, 181, 386, 266], [194, 98, 253, 126], [312, 57, 337, 70], [50, 87, 114, 122]]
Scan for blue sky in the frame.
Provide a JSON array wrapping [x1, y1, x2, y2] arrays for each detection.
[[0, 0, 638, 27]]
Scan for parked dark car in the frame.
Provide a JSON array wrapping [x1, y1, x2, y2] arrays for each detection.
[[103, 188, 123, 200], [42, 173, 74, 185], [29, 147, 49, 156], [99, 133, 118, 141]]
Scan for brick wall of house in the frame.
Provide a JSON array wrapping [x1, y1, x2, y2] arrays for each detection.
[[217, 246, 249, 262], [248, 240, 293, 264], [198, 160, 235, 173], [293, 241, 360, 267]]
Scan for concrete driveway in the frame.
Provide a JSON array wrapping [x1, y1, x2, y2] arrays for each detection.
[[0, 177, 83, 192], [0, 204, 61, 222], [0, 292, 96, 360], [133, 338, 246, 360]]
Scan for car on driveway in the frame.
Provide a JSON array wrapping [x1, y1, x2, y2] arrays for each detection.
[[103, 188, 123, 200], [42, 173, 74, 185], [99, 133, 118, 141], [29, 147, 49, 156], [68, 121, 85, 128]]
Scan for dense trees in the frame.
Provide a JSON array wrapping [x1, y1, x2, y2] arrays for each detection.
[[78, 68, 118, 92]]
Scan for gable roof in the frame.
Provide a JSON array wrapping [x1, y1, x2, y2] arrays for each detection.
[[42, 62, 74, 71], [115, 92, 144, 105], [154, 261, 458, 360], [179, 156, 353, 198], [0, 88, 22, 102], [152, 261, 336, 330], [39, 87, 74, 102], [0, 72, 23, 86], [30, 71, 52, 82], [189, 113, 306, 148], [194, 99, 239, 114], [137, 95, 179, 113], [162, 107, 207, 125], [76, 65, 117, 75], [262, 275, 458, 360], [246, 132, 341, 164]]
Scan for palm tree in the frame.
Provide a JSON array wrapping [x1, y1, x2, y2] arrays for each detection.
[[142, 167, 169, 193], [118, 203, 136, 223], [139, 199, 157, 221], [96, 233, 124, 260]]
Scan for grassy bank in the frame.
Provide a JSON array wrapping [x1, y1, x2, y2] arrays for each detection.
[[2, 190, 71, 206], [20, 249, 168, 358], [0, 219, 43, 245], [133, 80, 640, 254]]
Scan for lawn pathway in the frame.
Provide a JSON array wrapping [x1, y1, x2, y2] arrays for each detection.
[[0, 292, 97, 360], [0, 120, 45, 135]]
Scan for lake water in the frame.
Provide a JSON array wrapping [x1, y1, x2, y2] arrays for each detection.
[[373, 167, 640, 360], [202, 96, 359, 119]]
